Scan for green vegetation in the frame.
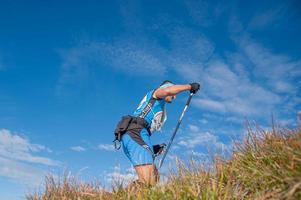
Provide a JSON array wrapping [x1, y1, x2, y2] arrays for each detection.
[[27, 126, 301, 200]]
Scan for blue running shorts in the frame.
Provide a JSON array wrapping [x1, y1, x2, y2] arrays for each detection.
[[121, 129, 154, 166]]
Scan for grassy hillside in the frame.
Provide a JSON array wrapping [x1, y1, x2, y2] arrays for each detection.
[[27, 126, 301, 200]]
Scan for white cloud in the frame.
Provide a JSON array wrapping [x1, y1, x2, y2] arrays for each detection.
[[168, 27, 214, 62], [182, 15, 300, 121], [224, 116, 243, 124], [209, 34, 301, 122], [248, 5, 287, 30], [56, 25, 215, 94], [56, 40, 166, 87], [190, 150, 207, 159], [105, 166, 137, 185], [194, 99, 226, 113], [98, 144, 115, 151], [176, 124, 232, 157], [0, 157, 45, 187], [99, 41, 167, 75], [277, 118, 295, 127], [178, 131, 224, 149], [199, 118, 208, 124], [172, 63, 204, 81], [194, 58, 282, 117], [0, 129, 61, 186], [166, 27, 214, 81], [56, 40, 167, 94], [0, 129, 60, 166], [188, 124, 200, 132], [238, 36, 301, 94], [70, 146, 86, 152]]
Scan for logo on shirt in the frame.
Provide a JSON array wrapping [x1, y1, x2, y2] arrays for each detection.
[[150, 110, 166, 133]]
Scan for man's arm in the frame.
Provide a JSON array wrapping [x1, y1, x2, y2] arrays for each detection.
[[153, 84, 192, 99]]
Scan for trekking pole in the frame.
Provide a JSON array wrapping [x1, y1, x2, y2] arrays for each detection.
[[159, 92, 194, 169]]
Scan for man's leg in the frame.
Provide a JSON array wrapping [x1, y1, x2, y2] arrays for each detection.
[[134, 164, 159, 185]]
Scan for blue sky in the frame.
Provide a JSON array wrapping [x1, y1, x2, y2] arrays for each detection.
[[0, 0, 301, 199]]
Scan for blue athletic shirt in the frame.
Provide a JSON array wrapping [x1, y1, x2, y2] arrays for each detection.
[[133, 89, 167, 133]]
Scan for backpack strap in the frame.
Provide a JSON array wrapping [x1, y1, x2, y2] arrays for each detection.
[[138, 89, 157, 119]]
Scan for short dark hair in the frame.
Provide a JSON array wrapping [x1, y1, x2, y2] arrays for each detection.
[[160, 80, 173, 86]]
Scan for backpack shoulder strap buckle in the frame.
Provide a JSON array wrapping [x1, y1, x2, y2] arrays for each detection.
[[113, 139, 121, 150]]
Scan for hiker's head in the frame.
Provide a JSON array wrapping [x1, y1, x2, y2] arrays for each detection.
[[159, 80, 176, 103]]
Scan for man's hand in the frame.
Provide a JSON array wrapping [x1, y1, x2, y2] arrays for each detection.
[[190, 82, 200, 94], [153, 143, 166, 156]]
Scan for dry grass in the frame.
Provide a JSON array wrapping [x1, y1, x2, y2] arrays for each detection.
[[27, 126, 301, 200], [26, 172, 112, 200]]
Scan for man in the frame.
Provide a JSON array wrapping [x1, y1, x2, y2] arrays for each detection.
[[115, 81, 200, 186]]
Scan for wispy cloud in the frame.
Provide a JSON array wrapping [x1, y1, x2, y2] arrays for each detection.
[[0, 129, 60, 166], [104, 166, 137, 185], [177, 124, 231, 154], [56, 39, 167, 95], [221, 15, 300, 125], [188, 124, 200, 132], [70, 146, 86, 152], [98, 144, 115, 151], [166, 27, 214, 81], [199, 118, 209, 124], [194, 99, 226, 113], [56, 24, 214, 94], [194, 58, 282, 117], [184, 0, 226, 27], [248, 4, 288, 30], [190, 150, 207, 159], [184, 16, 300, 121], [0, 157, 46, 186], [0, 129, 61, 186], [237, 36, 301, 94], [178, 131, 228, 151]]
